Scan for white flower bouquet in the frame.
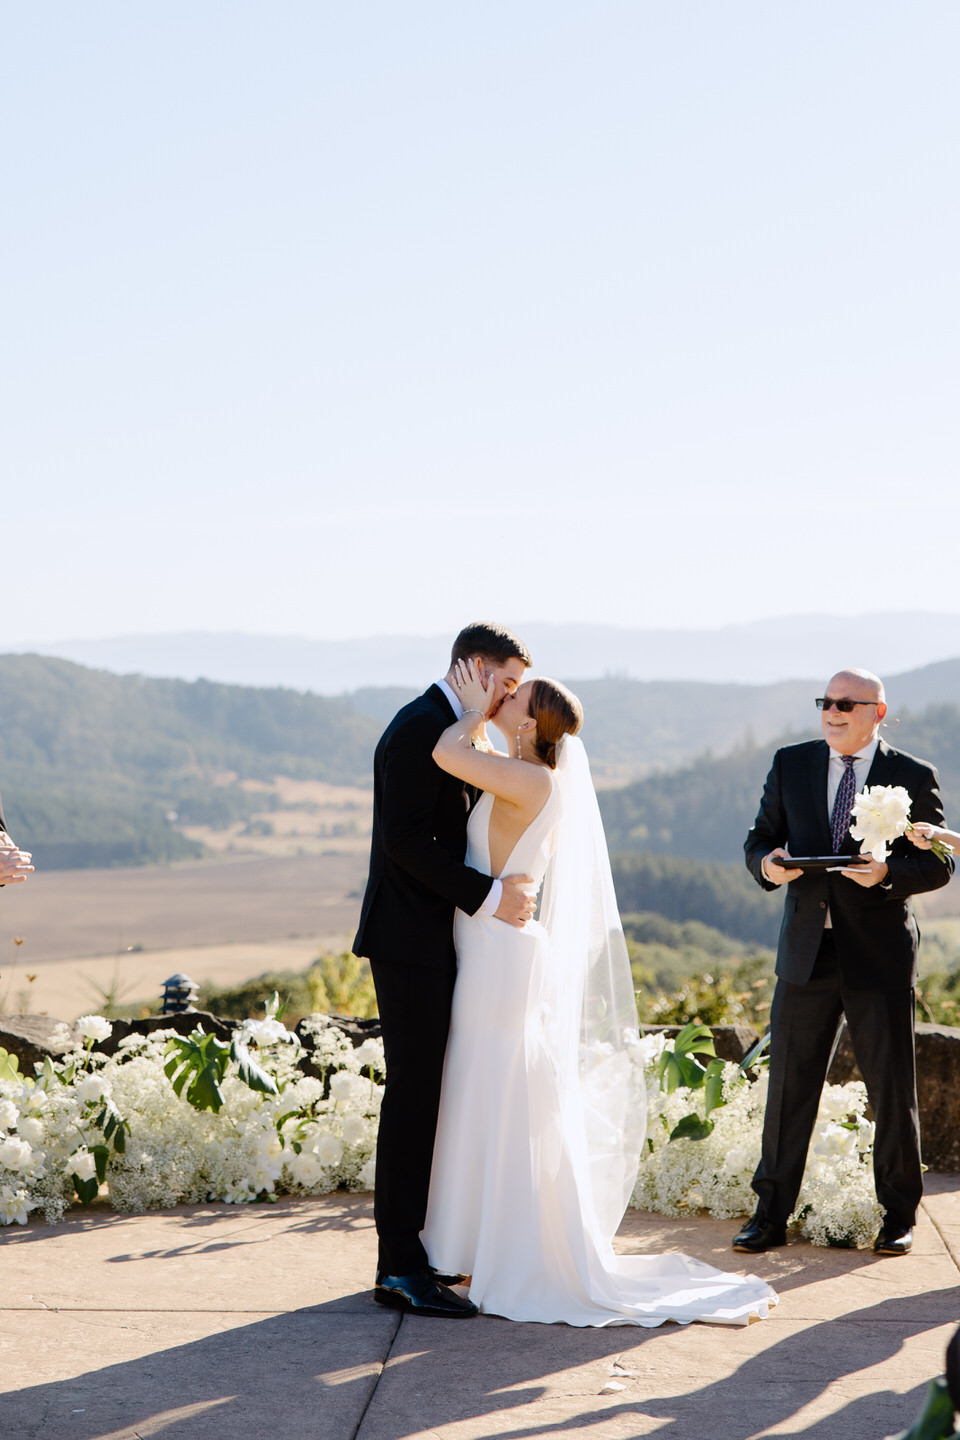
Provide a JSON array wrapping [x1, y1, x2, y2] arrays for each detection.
[[849, 784, 953, 863]]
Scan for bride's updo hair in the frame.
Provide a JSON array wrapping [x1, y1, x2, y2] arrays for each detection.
[[529, 679, 583, 769]]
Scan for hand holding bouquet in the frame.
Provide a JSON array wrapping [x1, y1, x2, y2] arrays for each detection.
[[849, 785, 953, 864]]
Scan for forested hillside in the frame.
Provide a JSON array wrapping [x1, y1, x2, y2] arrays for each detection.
[[5, 651, 960, 873], [600, 706, 960, 863], [0, 656, 380, 868]]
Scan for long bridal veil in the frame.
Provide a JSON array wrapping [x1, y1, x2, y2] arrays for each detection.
[[535, 734, 646, 1241]]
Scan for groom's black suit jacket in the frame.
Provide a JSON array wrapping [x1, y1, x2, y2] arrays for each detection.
[[745, 738, 953, 990], [353, 685, 494, 973]]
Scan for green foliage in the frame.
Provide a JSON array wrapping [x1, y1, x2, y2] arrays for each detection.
[[0, 654, 379, 869], [916, 969, 960, 1027], [657, 1022, 716, 1092], [93, 1099, 130, 1155], [307, 953, 378, 1019], [599, 705, 960, 866], [0, 1047, 20, 1082], [230, 1035, 281, 1097], [613, 855, 783, 947], [197, 953, 378, 1026], [164, 1029, 232, 1113], [887, 1377, 958, 1440], [660, 1023, 771, 1148]]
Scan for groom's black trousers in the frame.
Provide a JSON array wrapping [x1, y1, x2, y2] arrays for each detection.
[[752, 933, 922, 1230], [370, 958, 456, 1276]]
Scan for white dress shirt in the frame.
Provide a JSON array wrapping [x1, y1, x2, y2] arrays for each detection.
[[435, 679, 502, 916], [822, 738, 881, 925]]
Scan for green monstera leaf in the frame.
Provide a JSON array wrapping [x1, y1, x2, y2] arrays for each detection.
[[164, 1029, 232, 1113]]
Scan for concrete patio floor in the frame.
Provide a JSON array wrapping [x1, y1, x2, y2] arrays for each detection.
[[2, 1177, 959, 1440]]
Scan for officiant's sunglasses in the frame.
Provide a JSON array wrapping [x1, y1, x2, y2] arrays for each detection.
[[815, 697, 879, 712]]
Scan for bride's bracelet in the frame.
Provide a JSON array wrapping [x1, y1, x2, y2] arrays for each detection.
[[461, 708, 484, 723]]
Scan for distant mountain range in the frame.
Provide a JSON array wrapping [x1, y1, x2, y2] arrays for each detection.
[[8, 612, 960, 691]]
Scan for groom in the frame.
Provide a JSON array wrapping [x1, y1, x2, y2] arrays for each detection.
[[735, 667, 953, 1257], [353, 621, 535, 1318]]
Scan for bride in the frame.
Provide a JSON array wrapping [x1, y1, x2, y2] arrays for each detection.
[[421, 660, 778, 1327]]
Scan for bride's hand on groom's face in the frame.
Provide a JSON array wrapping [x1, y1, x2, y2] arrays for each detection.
[[452, 658, 495, 718]]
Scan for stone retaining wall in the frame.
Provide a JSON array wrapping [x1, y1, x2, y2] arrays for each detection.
[[4, 1011, 960, 1171]]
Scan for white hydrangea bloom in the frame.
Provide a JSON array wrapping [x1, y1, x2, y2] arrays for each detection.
[[312, 1130, 344, 1167], [340, 1114, 368, 1148]]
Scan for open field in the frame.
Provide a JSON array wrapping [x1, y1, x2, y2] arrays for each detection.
[[0, 852, 367, 1020], [0, 938, 350, 1021], [178, 777, 373, 858], [0, 852, 367, 964]]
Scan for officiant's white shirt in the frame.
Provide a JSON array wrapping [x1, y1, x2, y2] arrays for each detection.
[[822, 738, 881, 926], [436, 678, 502, 916]]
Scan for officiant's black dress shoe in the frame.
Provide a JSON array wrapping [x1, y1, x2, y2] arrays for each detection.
[[873, 1222, 913, 1256], [374, 1269, 478, 1318], [732, 1217, 787, 1254]]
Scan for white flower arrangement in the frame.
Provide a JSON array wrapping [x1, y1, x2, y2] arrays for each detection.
[[629, 1030, 882, 1247], [1, 1008, 881, 1247], [0, 1008, 384, 1225]]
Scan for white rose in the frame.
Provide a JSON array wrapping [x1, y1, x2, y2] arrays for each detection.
[[341, 1114, 368, 1148], [0, 1101, 17, 1130], [312, 1130, 344, 1167], [0, 1137, 34, 1172], [77, 1076, 107, 1104], [17, 1117, 44, 1145], [71, 1150, 97, 1182], [288, 1150, 325, 1187], [240, 1018, 290, 1047], [0, 1185, 37, 1226], [76, 1016, 113, 1043]]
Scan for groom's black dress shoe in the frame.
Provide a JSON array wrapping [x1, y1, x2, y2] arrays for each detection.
[[873, 1222, 913, 1256], [374, 1269, 478, 1318], [732, 1217, 787, 1254]]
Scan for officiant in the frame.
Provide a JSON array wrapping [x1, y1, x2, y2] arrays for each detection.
[[735, 668, 953, 1258]]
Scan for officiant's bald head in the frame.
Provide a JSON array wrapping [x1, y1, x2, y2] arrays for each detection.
[[821, 668, 887, 754]]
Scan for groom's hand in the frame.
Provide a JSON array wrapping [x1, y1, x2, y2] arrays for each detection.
[[496, 875, 537, 928]]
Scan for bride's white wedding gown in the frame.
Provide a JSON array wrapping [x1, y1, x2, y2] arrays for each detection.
[[422, 772, 778, 1327]]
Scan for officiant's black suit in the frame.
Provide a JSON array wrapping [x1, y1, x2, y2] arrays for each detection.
[[354, 685, 493, 1276], [745, 737, 953, 1230]]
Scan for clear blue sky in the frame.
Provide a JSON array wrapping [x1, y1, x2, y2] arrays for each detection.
[[4, 3, 959, 643]]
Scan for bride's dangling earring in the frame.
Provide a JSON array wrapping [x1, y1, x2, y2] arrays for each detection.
[[516, 726, 524, 761]]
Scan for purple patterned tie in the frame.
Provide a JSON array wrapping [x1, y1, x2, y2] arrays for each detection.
[[830, 755, 857, 853]]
